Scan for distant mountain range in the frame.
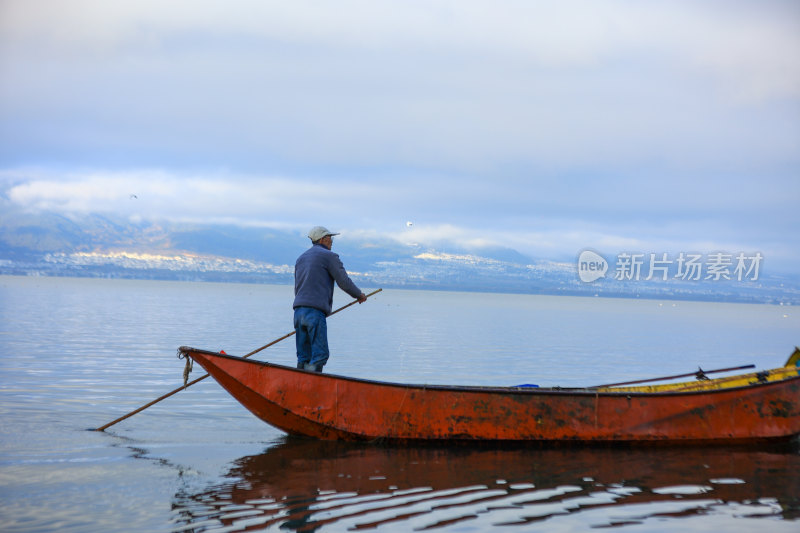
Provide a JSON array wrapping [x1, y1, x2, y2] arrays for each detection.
[[1, 204, 798, 305]]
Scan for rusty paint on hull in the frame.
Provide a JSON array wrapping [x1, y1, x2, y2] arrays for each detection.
[[181, 347, 800, 444]]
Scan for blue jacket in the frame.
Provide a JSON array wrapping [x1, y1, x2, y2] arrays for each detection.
[[293, 243, 362, 315]]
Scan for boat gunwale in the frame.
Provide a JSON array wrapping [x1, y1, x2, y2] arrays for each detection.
[[180, 346, 800, 398]]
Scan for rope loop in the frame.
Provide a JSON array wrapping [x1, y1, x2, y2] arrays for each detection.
[[177, 349, 193, 387]]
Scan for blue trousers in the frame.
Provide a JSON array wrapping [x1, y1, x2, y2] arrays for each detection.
[[293, 307, 329, 369]]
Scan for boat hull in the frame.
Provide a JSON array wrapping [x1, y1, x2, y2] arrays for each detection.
[[182, 347, 800, 444]]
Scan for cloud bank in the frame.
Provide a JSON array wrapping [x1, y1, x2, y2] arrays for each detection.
[[1, 1, 798, 270]]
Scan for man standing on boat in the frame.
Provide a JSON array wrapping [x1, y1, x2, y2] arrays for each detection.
[[293, 226, 367, 372]]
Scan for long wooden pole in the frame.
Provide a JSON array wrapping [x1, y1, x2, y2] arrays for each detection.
[[94, 288, 382, 431], [591, 363, 755, 389]]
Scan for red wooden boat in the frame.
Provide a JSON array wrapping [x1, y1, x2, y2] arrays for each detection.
[[180, 346, 800, 444]]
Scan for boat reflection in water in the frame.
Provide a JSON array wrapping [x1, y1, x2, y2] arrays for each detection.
[[172, 438, 800, 532]]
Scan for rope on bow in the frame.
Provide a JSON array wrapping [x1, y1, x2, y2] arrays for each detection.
[[177, 349, 193, 387]]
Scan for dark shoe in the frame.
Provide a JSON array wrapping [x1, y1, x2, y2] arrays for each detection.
[[303, 363, 323, 372]]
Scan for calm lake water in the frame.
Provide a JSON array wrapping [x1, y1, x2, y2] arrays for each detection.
[[0, 275, 798, 532]]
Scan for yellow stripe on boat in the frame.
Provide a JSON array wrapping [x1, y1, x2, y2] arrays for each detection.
[[599, 348, 800, 394]]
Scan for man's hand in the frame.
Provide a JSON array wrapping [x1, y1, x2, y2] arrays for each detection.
[[357, 293, 367, 303]]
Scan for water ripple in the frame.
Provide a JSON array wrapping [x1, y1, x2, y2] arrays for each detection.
[[170, 439, 800, 532]]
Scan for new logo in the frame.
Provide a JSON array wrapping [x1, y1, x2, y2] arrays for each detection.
[[577, 250, 608, 283]]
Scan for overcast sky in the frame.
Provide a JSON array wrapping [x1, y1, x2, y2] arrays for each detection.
[[1, 1, 798, 270]]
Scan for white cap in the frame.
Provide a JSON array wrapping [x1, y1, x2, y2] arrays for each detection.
[[308, 226, 339, 242]]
